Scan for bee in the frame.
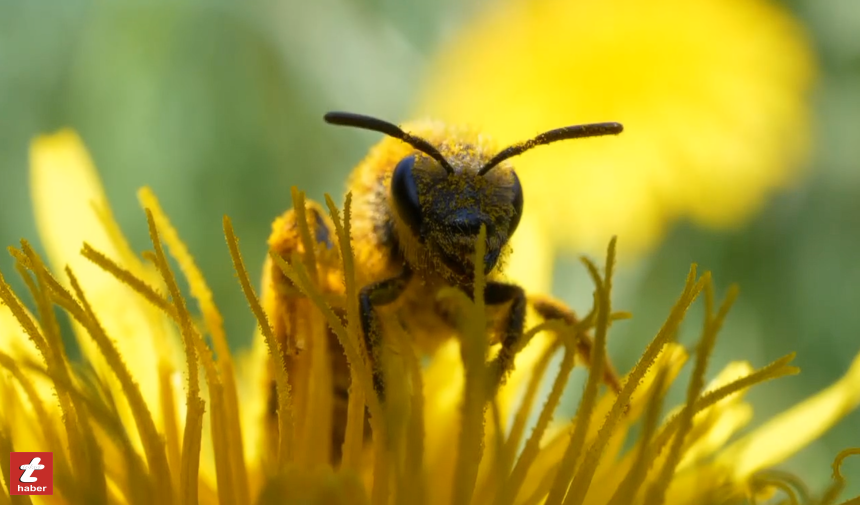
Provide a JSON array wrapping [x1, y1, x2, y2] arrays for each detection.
[[262, 112, 623, 464]]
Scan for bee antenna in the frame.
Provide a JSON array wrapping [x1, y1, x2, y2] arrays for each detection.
[[324, 111, 456, 175], [477, 122, 624, 176]]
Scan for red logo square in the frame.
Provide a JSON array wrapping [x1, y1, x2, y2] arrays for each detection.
[[9, 452, 53, 495]]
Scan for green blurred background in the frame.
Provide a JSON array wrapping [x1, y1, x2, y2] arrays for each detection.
[[1, 0, 858, 494]]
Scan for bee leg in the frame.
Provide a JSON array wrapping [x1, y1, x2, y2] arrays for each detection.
[[359, 268, 413, 403], [530, 295, 622, 393], [485, 281, 527, 386]]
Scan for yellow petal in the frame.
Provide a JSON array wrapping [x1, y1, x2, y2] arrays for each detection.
[[234, 328, 271, 471], [717, 350, 860, 479], [29, 130, 180, 440], [422, 339, 465, 505], [0, 368, 45, 450], [676, 362, 757, 471], [678, 403, 753, 472], [417, 0, 814, 259], [505, 211, 553, 294]]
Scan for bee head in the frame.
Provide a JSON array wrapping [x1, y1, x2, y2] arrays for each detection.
[[324, 112, 623, 281], [388, 147, 522, 279]]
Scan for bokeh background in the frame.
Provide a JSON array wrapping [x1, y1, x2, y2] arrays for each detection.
[[1, 0, 858, 494]]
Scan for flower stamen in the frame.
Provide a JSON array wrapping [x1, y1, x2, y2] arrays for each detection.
[[324, 193, 369, 471], [560, 265, 708, 505], [224, 216, 295, 468], [80, 243, 174, 317], [646, 281, 740, 505], [546, 239, 620, 505]]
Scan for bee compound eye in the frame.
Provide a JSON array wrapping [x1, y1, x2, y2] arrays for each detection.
[[391, 155, 423, 236], [508, 171, 524, 236]]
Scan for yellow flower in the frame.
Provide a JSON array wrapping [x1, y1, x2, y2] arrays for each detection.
[[417, 0, 816, 291], [0, 130, 857, 505]]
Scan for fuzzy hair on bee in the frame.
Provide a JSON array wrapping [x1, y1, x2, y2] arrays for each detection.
[[262, 112, 623, 465]]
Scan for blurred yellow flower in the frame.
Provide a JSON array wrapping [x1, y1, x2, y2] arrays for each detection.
[[1, 130, 858, 505], [418, 0, 815, 290]]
